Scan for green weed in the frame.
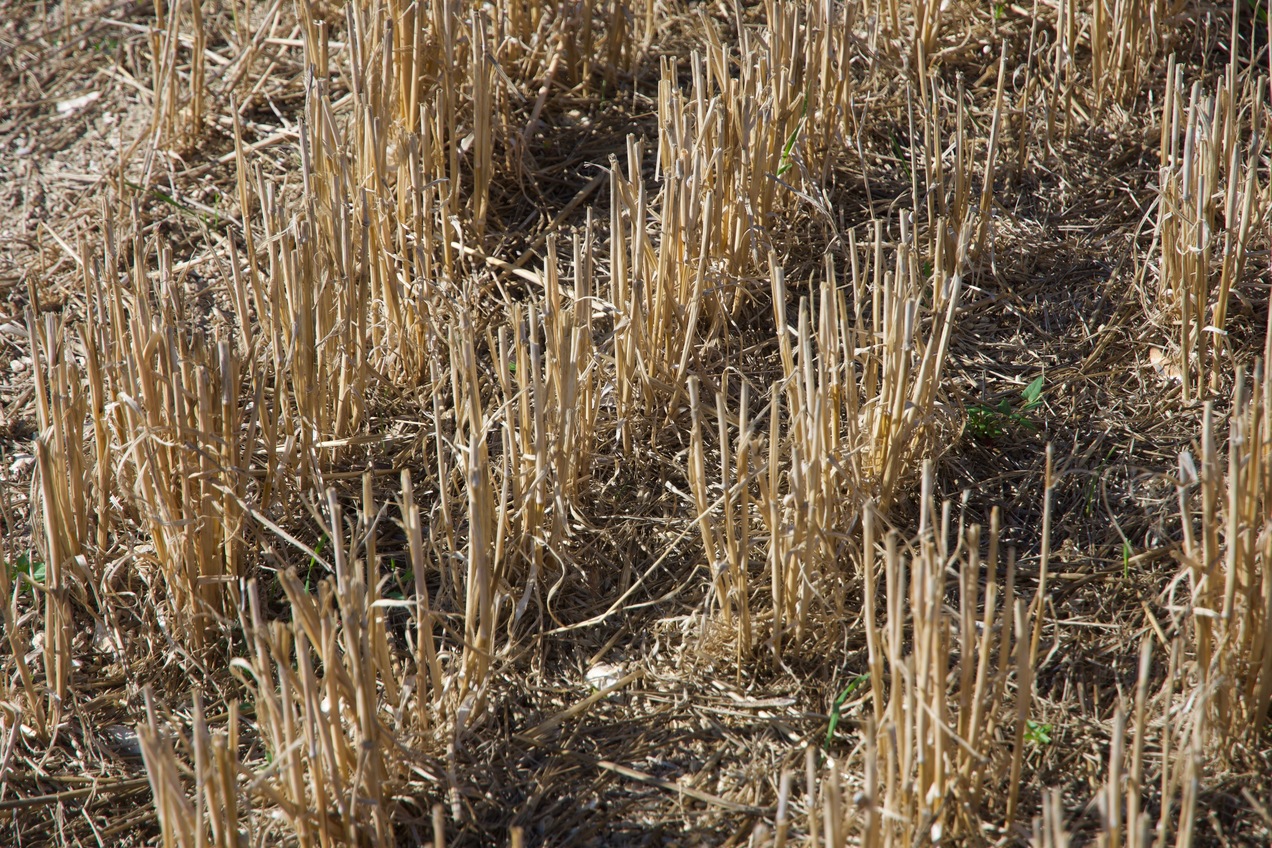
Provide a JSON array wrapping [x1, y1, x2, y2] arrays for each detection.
[[7, 550, 46, 597], [825, 673, 871, 748], [1025, 719, 1053, 747], [965, 375, 1044, 442]]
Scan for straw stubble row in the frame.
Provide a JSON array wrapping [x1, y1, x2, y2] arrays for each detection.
[[8, 0, 1271, 845]]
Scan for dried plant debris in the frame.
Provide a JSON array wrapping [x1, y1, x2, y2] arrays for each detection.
[[1, 0, 1271, 846]]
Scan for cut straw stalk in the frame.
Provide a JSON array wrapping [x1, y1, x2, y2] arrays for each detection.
[[815, 494, 1034, 847], [1177, 364, 1272, 742], [19, 2, 1269, 846]]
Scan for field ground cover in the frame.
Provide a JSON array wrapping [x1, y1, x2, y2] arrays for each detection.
[[1, 0, 1271, 845]]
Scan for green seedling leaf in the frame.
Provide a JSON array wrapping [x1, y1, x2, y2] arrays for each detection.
[[825, 673, 871, 749], [123, 179, 232, 226], [776, 128, 801, 177], [776, 82, 813, 178], [966, 404, 1005, 440], [1025, 719, 1053, 747], [303, 534, 329, 591], [890, 133, 912, 180], [1020, 375, 1045, 411], [385, 558, 415, 601], [1008, 411, 1039, 432], [8, 551, 47, 600], [967, 375, 1045, 441]]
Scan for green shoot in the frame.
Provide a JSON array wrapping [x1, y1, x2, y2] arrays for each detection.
[[1025, 719, 1053, 747], [965, 375, 1045, 442], [7, 551, 45, 597], [776, 82, 812, 178], [304, 534, 329, 591], [825, 674, 871, 749]]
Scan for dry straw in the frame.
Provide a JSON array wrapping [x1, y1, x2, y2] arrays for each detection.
[[6, 0, 1270, 845]]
